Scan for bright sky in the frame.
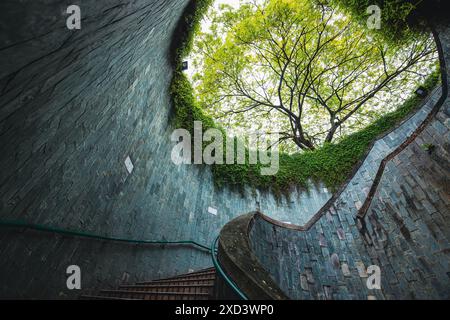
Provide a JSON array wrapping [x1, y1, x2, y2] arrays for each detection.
[[185, 0, 438, 151], [200, 0, 241, 33], [215, 0, 241, 8], [186, 0, 243, 78]]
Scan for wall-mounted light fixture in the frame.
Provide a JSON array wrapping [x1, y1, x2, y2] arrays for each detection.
[[415, 86, 428, 98]]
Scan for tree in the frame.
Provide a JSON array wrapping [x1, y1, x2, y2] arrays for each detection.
[[191, 0, 437, 151], [332, 0, 447, 43]]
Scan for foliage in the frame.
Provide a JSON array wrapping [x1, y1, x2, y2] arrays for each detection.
[[212, 68, 440, 194], [170, 0, 217, 135], [169, 0, 441, 196], [191, 0, 437, 151], [420, 143, 435, 153], [330, 0, 443, 44], [171, 0, 214, 68]]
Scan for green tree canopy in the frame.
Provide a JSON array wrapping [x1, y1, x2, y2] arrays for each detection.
[[190, 0, 437, 151], [331, 0, 446, 43]]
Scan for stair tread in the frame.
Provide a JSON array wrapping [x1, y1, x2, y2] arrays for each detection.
[[81, 267, 216, 300], [120, 284, 213, 289], [137, 274, 216, 284], [80, 295, 140, 300], [101, 289, 210, 296], [153, 269, 216, 281], [137, 277, 215, 283]]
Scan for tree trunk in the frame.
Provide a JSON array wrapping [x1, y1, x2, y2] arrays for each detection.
[[294, 137, 316, 151], [325, 125, 338, 143]]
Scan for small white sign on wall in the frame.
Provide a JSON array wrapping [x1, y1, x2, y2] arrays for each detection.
[[208, 206, 218, 216], [125, 156, 134, 174]]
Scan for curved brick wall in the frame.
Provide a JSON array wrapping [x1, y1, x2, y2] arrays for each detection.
[[0, 0, 330, 298], [248, 22, 450, 300], [1, 0, 447, 300]]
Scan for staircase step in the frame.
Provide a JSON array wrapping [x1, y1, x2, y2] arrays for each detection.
[[152, 268, 215, 281], [99, 290, 211, 300], [79, 295, 140, 300], [137, 272, 216, 284], [136, 277, 215, 286], [118, 284, 213, 294], [81, 267, 216, 300]]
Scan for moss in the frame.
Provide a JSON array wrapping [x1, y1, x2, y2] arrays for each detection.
[[170, 0, 214, 69], [169, 0, 441, 197]]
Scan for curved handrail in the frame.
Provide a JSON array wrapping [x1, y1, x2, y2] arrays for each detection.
[[0, 219, 211, 252], [213, 213, 290, 300], [0, 219, 250, 299], [210, 236, 248, 300], [229, 25, 449, 299]]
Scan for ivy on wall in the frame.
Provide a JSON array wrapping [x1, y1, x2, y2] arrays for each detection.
[[169, 0, 441, 197], [331, 0, 444, 44]]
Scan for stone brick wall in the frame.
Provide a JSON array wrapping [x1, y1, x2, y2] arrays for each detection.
[[248, 23, 450, 300], [0, 0, 330, 298], [2, 0, 447, 300]]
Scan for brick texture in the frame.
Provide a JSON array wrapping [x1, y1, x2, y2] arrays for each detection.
[[248, 22, 450, 300], [0, 0, 330, 298]]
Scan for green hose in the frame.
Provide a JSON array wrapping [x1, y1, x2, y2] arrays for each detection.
[[0, 219, 211, 252]]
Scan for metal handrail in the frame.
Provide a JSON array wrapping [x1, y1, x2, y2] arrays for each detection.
[[0, 219, 248, 299], [0, 219, 211, 252], [210, 236, 248, 300]]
